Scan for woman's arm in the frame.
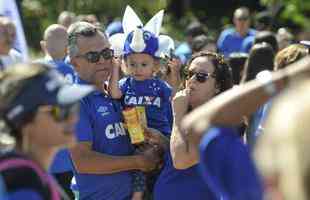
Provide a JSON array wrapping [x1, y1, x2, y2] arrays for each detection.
[[170, 90, 199, 169]]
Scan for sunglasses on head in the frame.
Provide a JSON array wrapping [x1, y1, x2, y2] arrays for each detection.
[[77, 48, 114, 63], [49, 104, 79, 122], [185, 70, 215, 83]]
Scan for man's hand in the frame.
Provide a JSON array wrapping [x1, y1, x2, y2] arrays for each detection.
[[143, 127, 169, 147], [137, 145, 162, 172]]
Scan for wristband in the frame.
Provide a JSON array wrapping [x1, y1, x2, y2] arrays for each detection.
[[256, 70, 277, 95]]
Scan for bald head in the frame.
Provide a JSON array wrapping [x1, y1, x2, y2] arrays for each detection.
[[41, 24, 68, 60]]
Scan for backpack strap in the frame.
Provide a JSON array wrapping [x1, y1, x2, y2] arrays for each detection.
[[0, 156, 60, 200]]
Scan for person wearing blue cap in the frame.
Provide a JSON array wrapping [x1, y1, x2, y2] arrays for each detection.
[[0, 62, 94, 200], [67, 21, 161, 200]]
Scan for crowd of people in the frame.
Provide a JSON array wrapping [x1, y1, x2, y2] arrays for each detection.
[[0, 4, 310, 200]]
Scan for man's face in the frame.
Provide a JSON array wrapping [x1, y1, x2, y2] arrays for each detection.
[[233, 9, 250, 36], [72, 33, 112, 87], [0, 25, 9, 54]]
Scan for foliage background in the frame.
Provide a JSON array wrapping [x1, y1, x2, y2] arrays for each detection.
[[19, 0, 310, 53]]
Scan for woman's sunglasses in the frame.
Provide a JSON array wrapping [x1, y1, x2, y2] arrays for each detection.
[[185, 70, 215, 83], [77, 48, 114, 63], [49, 104, 79, 122]]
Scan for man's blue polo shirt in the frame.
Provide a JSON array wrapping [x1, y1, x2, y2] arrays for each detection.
[[217, 28, 256, 57], [72, 78, 134, 200]]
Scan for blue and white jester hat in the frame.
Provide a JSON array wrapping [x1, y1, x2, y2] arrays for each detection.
[[109, 6, 174, 58]]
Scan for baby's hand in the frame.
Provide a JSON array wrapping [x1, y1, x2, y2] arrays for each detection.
[[167, 58, 182, 74], [112, 57, 122, 69]]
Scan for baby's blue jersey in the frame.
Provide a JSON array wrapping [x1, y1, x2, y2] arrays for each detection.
[[73, 78, 134, 200], [119, 77, 173, 136]]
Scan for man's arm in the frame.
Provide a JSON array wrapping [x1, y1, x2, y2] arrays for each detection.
[[69, 142, 159, 174]]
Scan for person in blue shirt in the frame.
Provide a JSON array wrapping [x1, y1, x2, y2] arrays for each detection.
[[174, 21, 206, 64], [0, 62, 94, 200], [67, 21, 161, 200], [199, 127, 263, 200], [40, 23, 77, 199], [109, 7, 173, 137], [153, 51, 233, 200], [217, 7, 256, 58]]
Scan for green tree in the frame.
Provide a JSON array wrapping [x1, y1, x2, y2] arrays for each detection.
[[261, 0, 310, 29]]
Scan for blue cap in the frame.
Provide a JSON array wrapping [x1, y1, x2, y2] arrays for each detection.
[[0, 63, 94, 129], [106, 21, 123, 37], [123, 28, 159, 58]]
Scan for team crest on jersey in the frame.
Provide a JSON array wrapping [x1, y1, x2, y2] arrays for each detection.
[[124, 95, 161, 108]]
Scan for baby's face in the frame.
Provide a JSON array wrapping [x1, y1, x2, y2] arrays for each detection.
[[126, 53, 156, 81]]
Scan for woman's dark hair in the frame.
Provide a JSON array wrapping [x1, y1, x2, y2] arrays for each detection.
[[228, 53, 248, 84], [241, 42, 275, 83], [187, 51, 233, 93], [254, 31, 278, 53], [191, 34, 216, 53]]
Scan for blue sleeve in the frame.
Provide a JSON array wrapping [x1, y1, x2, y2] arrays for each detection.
[[217, 31, 227, 54], [7, 189, 43, 200], [75, 101, 93, 142], [199, 127, 263, 200], [241, 36, 255, 53]]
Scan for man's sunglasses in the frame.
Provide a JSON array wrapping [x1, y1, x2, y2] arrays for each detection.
[[49, 104, 79, 122], [185, 70, 215, 83], [236, 16, 249, 21], [77, 48, 114, 63]]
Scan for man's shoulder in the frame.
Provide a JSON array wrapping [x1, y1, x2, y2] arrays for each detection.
[[248, 28, 257, 36], [220, 28, 236, 37]]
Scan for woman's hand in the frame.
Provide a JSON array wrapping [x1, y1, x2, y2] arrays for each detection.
[[172, 89, 190, 121]]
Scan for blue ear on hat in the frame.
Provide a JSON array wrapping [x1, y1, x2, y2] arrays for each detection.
[[123, 27, 159, 58]]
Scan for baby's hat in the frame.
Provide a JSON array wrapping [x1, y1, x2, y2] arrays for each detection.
[[109, 6, 173, 58]]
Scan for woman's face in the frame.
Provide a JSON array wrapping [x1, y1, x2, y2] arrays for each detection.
[[186, 56, 218, 108], [26, 105, 77, 149]]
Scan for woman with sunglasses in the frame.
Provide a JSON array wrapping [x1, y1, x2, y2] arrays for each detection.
[[153, 51, 233, 200], [0, 63, 94, 200]]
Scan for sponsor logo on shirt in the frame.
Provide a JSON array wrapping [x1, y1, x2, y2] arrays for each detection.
[[105, 122, 127, 139], [124, 95, 161, 108], [97, 106, 110, 117]]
